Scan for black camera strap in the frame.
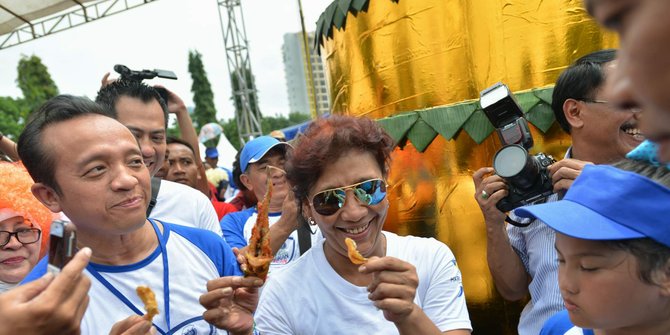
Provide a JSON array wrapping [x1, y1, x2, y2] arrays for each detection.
[[505, 215, 532, 228], [146, 177, 162, 217]]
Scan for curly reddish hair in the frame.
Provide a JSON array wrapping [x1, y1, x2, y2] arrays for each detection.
[[0, 162, 54, 256], [286, 115, 395, 203]]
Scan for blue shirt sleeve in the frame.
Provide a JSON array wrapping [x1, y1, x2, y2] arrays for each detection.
[[170, 223, 243, 276], [220, 208, 254, 249], [20, 256, 48, 285]]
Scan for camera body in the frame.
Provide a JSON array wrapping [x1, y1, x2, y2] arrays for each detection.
[[113, 64, 177, 105], [479, 83, 556, 212], [47, 219, 77, 274]]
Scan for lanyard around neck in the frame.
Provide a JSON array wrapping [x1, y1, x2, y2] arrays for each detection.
[[86, 219, 171, 333]]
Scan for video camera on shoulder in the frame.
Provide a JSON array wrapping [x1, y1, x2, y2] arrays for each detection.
[[113, 64, 177, 105], [479, 83, 555, 214]]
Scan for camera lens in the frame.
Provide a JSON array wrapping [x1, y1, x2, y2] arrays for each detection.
[[493, 145, 541, 190]]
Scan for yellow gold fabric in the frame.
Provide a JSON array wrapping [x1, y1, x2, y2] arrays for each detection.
[[321, 0, 616, 333]]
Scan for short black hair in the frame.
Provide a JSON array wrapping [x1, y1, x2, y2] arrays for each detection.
[[18, 95, 109, 195], [167, 136, 195, 155], [552, 49, 617, 133], [232, 150, 247, 191], [95, 80, 168, 129]]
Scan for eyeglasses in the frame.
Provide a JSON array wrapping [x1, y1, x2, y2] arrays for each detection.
[[311, 178, 387, 216], [0, 228, 41, 247], [580, 99, 641, 113]]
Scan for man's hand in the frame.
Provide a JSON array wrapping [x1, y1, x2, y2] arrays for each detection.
[[101, 72, 117, 88], [472, 167, 508, 224], [200, 276, 264, 335], [276, 189, 299, 233], [0, 247, 92, 335], [547, 158, 593, 192], [360, 256, 419, 324], [109, 315, 156, 335], [154, 85, 187, 115], [232, 247, 248, 273]]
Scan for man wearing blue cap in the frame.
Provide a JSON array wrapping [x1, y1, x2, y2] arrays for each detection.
[[221, 136, 322, 274], [513, 159, 670, 335]]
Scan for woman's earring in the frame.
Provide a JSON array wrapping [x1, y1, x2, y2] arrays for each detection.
[[308, 217, 317, 226]]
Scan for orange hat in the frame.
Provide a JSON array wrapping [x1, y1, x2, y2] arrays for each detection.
[[0, 162, 55, 257]]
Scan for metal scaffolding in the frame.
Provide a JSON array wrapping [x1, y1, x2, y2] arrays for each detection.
[[217, 0, 262, 145], [0, 0, 157, 50]]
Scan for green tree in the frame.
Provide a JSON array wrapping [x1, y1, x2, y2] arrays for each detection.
[[222, 118, 241, 150], [0, 97, 27, 140], [0, 55, 58, 140], [16, 55, 59, 112], [188, 50, 217, 129]]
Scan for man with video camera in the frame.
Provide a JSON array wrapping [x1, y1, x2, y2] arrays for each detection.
[[96, 67, 222, 236], [472, 49, 644, 335]]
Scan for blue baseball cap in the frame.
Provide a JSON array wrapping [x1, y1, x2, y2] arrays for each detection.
[[514, 164, 670, 248], [205, 147, 219, 159], [240, 136, 290, 172]]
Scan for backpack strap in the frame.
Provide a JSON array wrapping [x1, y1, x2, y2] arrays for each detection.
[[146, 177, 162, 217]]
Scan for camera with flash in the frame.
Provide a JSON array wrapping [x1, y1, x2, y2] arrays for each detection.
[[479, 83, 555, 213]]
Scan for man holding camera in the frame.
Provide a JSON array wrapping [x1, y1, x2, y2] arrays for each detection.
[[472, 49, 644, 335], [95, 78, 223, 236]]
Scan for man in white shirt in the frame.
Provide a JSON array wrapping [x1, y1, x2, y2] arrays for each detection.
[[95, 80, 221, 236]]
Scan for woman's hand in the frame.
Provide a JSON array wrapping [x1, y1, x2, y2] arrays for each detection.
[[359, 256, 419, 323]]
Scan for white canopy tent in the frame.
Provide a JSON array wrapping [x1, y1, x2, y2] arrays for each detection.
[[0, 0, 157, 49]]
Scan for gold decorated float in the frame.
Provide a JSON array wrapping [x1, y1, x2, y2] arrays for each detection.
[[316, 0, 616, 333]]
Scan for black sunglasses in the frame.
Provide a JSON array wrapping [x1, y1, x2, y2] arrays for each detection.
[[310, 178, 387, 216], [0, 228, 41, 247]]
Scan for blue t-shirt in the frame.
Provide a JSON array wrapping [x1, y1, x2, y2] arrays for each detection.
[[540, 311, 595, 335], [220, 207, 322, 275]]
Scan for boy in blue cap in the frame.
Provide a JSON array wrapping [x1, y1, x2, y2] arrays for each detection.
[[221, 136, 321, 275], [514, 160, 670, 335]]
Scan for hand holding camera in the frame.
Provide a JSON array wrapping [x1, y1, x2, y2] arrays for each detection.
[[472, 167, 508, 225], [547, 158, 593, 192], [478, 83, 556, 217]]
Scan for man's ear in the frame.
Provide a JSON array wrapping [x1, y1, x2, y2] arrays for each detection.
[[240, 173, 254, 192], [563, 98, 585, 129], [656, 259, 670, 297], [31, 183, 62, 213]]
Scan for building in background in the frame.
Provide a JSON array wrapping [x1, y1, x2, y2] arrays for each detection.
[[282, 31, 330, 116]]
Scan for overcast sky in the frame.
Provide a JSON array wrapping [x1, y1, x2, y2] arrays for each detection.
[[0, 0, 332, 120]]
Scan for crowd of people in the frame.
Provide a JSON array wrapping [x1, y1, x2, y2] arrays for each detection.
[[0, 0, 669, 334]]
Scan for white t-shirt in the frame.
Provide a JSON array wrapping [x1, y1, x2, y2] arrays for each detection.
[[150, 179, 222, 236], [255, 231, 472, 334], [81, 220, 241, 335]]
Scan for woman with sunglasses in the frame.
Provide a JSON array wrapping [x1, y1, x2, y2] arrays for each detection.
[[0, 162, 52, 292], [249, 116, 472, 334]]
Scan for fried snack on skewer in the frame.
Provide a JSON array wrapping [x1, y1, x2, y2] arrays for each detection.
[[345, 237, 368, 265], [136, 285, 159, 322], [244, 178, 274, 281]]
